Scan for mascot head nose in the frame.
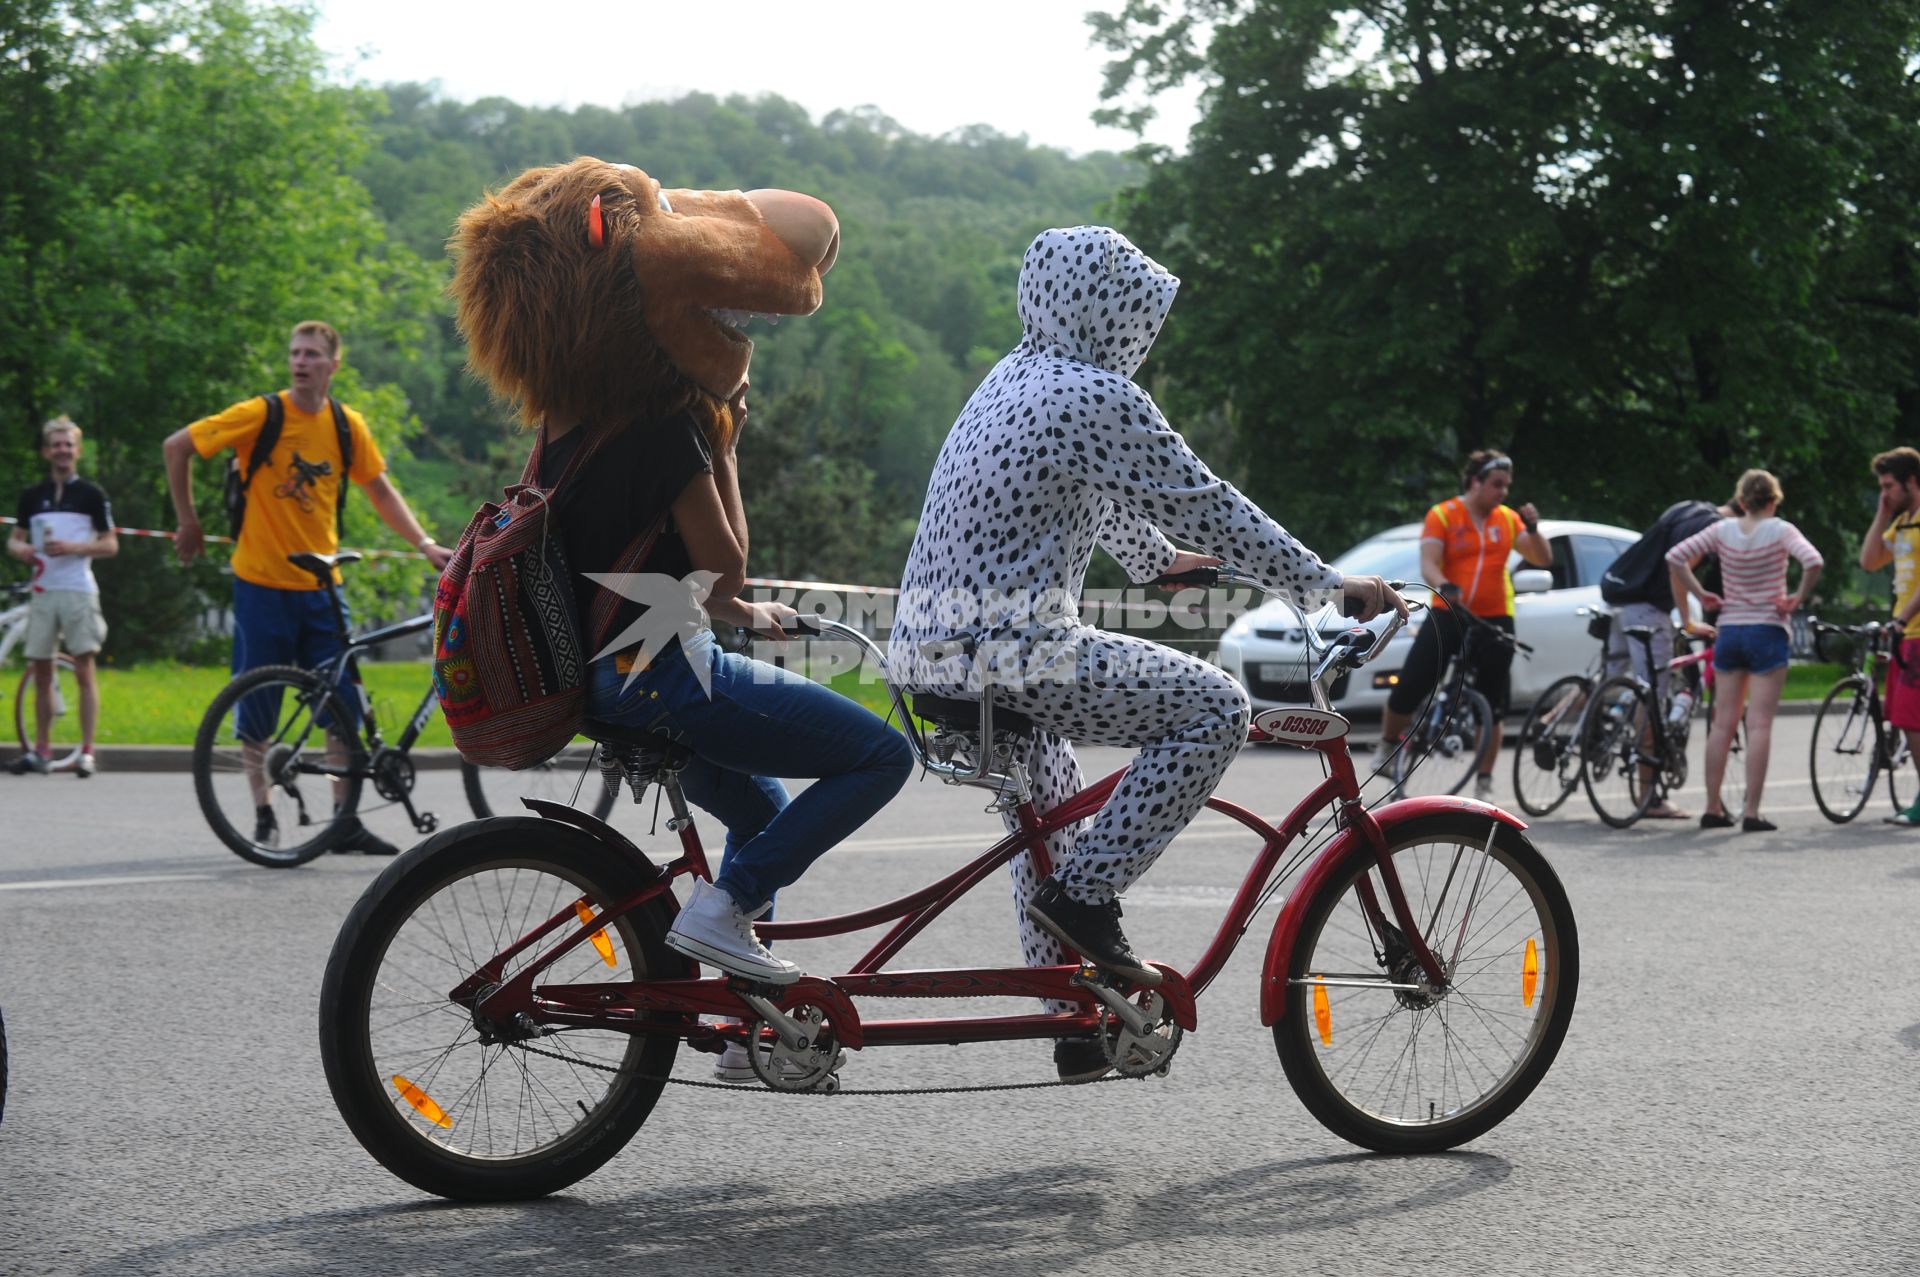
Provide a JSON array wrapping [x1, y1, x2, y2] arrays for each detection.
[[744, 189, 840, 276]]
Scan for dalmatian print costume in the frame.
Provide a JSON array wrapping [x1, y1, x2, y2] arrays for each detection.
[[890, 227, 1343, 1004]]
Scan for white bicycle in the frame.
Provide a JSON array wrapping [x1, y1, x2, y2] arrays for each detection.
[[2, 583, 82, 770]]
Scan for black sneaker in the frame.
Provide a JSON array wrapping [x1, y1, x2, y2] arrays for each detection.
[[1025, 877, 1163, 986], [253, 805, 280, 848], [331, 815, 400, 856], [1054, 1035, 1113, 1084]]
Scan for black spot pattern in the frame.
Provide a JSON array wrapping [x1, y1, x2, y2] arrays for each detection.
[[889, 226, 1341, 1010]]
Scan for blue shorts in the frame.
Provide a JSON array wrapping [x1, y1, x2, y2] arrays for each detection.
[[1713, 624, 1790, 676], [231, 579, 358, 741]]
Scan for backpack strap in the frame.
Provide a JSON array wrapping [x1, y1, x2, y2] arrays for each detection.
[[583, 516, 671, 650], [328, 397, 353, 534], [241, 394, 285, 489]]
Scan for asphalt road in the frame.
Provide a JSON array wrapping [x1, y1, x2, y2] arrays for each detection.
[[2, 716, 1917, 1276]]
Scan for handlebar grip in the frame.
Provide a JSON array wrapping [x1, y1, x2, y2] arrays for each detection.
[[780, 615, 826, 638], [1149, 568, 1220, 589]]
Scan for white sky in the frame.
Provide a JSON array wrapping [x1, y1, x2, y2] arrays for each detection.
[[312, 0, 1202, 156]]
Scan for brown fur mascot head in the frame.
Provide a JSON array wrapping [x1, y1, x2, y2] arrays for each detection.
[[449, 156, 839, 442]]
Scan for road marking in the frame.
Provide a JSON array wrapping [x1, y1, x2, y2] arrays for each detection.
[[0, 872, 219, 893]]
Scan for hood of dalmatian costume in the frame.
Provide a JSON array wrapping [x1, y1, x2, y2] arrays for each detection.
[[1016, 226, 1180, 380], [891, 224, 1341, 683]]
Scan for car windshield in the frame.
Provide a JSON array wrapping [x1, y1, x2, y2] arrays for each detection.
[[1334, 536, 1422, 581]]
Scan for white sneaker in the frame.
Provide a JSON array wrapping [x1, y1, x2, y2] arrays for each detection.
[[74, 752, 95, 778], [666, 879, 800, 985], [1474, 774, 1496, 800]]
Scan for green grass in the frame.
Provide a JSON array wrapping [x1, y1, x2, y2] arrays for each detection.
[[3, 658, 906, 746], [11, 654, 1848, 748]]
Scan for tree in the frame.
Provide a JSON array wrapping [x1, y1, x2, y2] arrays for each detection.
[[1094, 1, 1920, 588]]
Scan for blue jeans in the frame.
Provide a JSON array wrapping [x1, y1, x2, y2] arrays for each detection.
[[231, 579, 356, 741], [587, 630, 913, 914]]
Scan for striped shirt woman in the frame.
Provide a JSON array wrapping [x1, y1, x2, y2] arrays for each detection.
[[1665, 516, 1824, 630]]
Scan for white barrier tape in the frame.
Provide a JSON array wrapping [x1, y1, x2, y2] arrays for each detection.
[[4, 518, 1202, 614]]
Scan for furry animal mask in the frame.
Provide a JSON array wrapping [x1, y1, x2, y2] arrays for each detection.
[[450, 157, 839, 429]]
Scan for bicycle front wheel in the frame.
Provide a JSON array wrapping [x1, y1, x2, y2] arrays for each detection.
[[1512, 675, 1591, 817], [1390, 688, 1492, 799], [319, 818, 685, 1200], [193, 664, 364, 867], [1274, 812, 1579, 1152], [461, 745, 617, 820], [1810, 678, 1877, 824], [13, 653, 82, 770], [1581, 675, 1657, 828]]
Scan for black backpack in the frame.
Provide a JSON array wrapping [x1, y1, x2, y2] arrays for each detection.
[[222, 393, 353, 538], [1600, 500, 1719, 607]]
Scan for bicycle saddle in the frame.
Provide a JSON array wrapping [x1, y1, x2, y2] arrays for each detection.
[[912, 693, 1036, 739], [287, 551, 364, 576], [581, 718, 695, 768]]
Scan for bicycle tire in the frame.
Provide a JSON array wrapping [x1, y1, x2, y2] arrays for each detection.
[[1581, 674, 1657, 828], [1273, 812, 1579, 1153], [460, 751, 618, 821], [1512, 675, 1591, 817], [1810, 677, 1876, 824], [13, 653, 81, 769], [319, 817, 686, 1201], [193, 663, 364, 867], [1, 1005, 8, 1128], [1391, 687, 1492, 798]]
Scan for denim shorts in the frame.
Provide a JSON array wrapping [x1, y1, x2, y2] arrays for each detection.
[[1713, 623, 1790, 676]]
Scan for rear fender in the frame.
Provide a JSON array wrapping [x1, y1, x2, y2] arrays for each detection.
[[1258, 797, 1527, 1025], [524, 798, 676, 904]]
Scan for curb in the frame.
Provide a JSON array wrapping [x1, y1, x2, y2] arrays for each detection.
[[6, 745, 468, 774]]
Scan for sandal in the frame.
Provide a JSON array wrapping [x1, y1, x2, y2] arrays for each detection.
[[1699, 811, 1735, 829]]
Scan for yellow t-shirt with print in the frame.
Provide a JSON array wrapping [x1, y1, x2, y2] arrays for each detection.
[[189, 393, 385, 590], [1885, 521, 1920, 638]]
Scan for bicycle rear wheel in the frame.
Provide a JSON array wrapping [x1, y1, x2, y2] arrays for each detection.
[[13, 653, 82, 770], [1512, 675, 1590, 817], [1390, 688, 1492, 799], [1810, 678, 1876, 824], [319, 817, 686, 1201], [461, 745, 617, 820], [1581, 675, 1656, 828], [1274, 812, 1579, 1152], [193, 664, 364, 867]]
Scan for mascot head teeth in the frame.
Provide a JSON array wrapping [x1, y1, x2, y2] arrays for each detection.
[[450, 156, 838, 424]]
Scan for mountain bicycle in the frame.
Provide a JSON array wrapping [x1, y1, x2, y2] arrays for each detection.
[[318, 567, 1578, 1201], [1388, 599, 1527, 799], [1509, 612, 1610, 817], [1580, 625, 1744, 827], [2, 583, 81, 770], [191, 551, 613, 867], [1807, 618, 1911, 823]]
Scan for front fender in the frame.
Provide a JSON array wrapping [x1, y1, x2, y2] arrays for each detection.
[[1258, 797, 1527, 1025]]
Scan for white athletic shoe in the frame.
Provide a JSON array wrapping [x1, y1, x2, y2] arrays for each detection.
[[74, 752, 96, 778], [666, 879, 800, 985], [1474, 773, 1496, 800]]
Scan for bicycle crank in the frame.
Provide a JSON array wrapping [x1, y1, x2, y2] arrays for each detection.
[[1073, 968, 1182, 1079], [737, 999, 844, 1093]]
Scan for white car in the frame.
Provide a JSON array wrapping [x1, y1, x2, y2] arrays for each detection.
[[1217, 519, 1639, 718]]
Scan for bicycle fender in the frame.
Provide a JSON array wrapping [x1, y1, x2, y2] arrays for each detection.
[[522, 799, 668, 881], [1258, 797, 1528, 1026]]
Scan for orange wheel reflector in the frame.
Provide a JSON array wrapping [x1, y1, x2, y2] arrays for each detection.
[[1312, 980, 1333, 1046], [392, 1075, 451, 1129], [574, 898, 617, 967], [1522, 937, 1539, 1007]]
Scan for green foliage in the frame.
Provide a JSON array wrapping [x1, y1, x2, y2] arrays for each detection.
[[1095, 1, 1920, 593], [0, 0, 441, 656]]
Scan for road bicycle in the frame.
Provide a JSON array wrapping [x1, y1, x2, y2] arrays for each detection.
[[318, 567, 1579, 1201], [1579, 624, 1744, 827], [1807, 618, 1911, 823], [1387, 599, 1527, 800], [1509, 613, 1610, 817], [2, 583, 81, 770], [191, 551, 614, 867]]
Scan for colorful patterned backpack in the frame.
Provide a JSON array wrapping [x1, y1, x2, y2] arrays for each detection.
[[432, 428, 662, 769]]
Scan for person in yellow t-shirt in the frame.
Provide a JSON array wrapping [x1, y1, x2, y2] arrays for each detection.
[[1382, 450, 1554, 799], [162, 320, 454, 855], [1859, 445, 1920, 826]]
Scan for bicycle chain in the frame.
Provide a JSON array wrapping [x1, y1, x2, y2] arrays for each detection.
[[509, 1038, 1143, 1096]]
